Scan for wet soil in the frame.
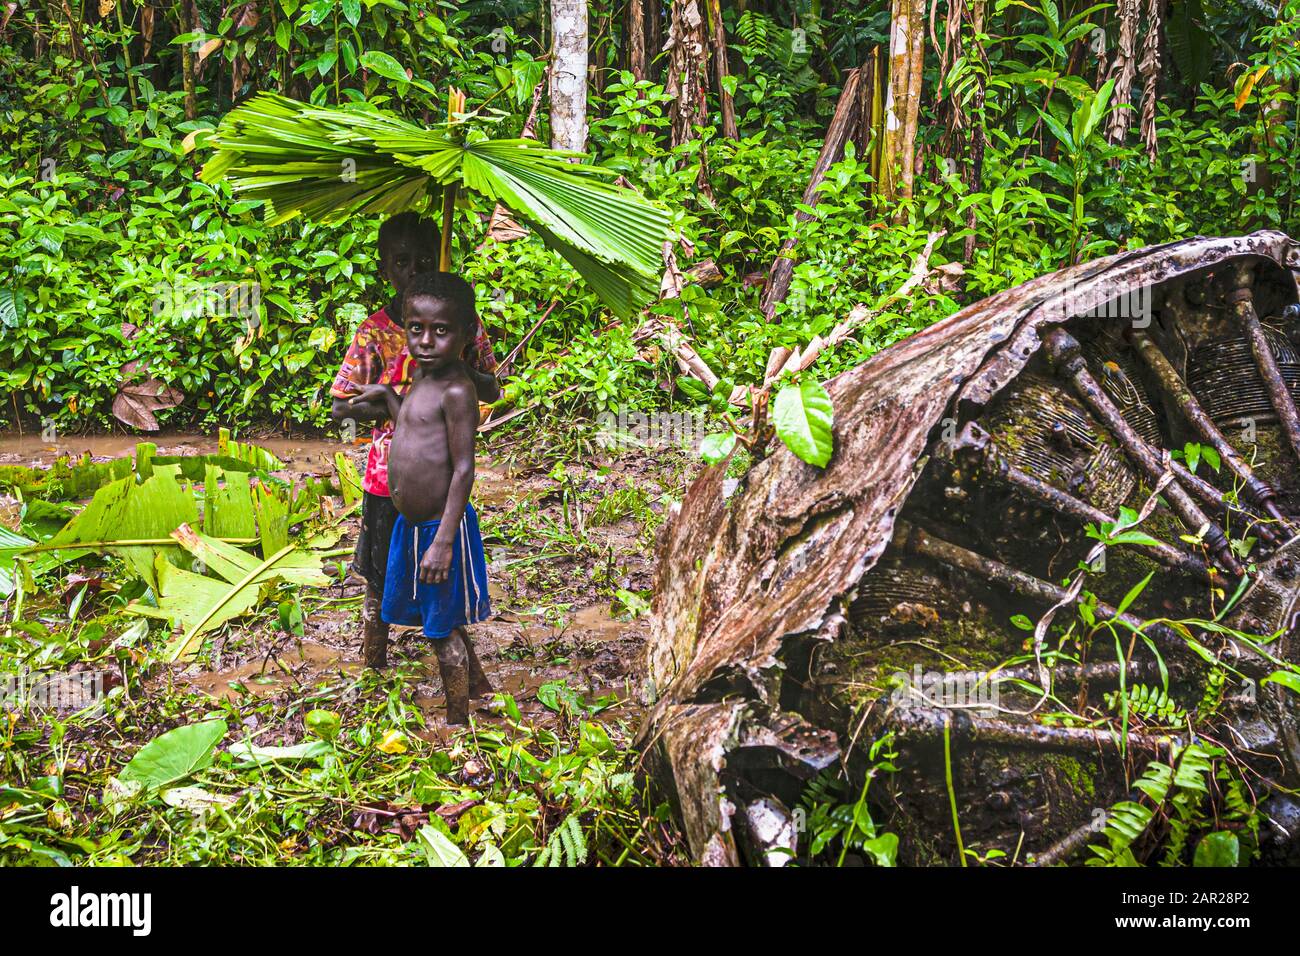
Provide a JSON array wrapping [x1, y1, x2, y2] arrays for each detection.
[[0, 429, 687, 741]]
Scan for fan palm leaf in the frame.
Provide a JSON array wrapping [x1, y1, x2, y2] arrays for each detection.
[[201, 93, 671, 318]]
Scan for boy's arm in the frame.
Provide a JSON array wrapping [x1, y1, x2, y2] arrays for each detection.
[[349, 383, 402, 422], [467, 367, 501, 405], [331, 394, 388, 424], [330, 329, 391, 424], [465, 321, 502, 404], [419, 378, 478, 584]]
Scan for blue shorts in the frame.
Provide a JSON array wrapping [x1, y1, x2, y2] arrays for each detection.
[[381, 503, 492, 639]]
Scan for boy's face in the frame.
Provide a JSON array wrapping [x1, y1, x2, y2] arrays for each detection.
[[379, 233, 435, 298], [405, 296, 470, 370]]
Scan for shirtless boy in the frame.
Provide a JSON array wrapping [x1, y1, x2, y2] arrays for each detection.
[[349, 272, 493, 724], [329, 213, 499, 670]]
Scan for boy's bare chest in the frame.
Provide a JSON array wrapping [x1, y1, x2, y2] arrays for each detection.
[[397, 380, 449, 430]]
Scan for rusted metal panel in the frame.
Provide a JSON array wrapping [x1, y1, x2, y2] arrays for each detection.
[[638, 229, 1300, 864]]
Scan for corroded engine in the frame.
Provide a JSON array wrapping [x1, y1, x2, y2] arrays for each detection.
[[639, 233, 1300, 866]]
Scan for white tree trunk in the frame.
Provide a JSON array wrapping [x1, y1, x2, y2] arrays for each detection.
[[549, 0, 589, 152]]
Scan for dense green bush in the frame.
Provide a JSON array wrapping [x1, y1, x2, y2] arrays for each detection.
[[1, 1, 1296, 434]]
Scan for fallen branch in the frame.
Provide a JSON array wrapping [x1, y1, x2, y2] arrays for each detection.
[[635, 229, 946, 409], [764, 229, 946, 385]]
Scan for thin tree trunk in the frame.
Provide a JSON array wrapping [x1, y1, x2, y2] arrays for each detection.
[[648, 0, 663, 82], [963, 0, 988, 263], [857, 46, 884, 186], [882, 0, 925, 201], [549, 0, 588, 152], [760, 66, 865, 321], [665, 0, 711, 195], [181, 0, 197, 120], [1106, 0, 1139, 145], [1138, 0, 1163, 161], [704, 0, 737, 139], [627, 0, 647, 80]]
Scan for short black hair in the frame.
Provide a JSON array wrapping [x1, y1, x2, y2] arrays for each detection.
[[377, 211, 440, 256], [402, 271, 478, 334]]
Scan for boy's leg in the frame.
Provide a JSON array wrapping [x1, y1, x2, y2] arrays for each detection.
[[362, 584, 389, 669], [460, 631, 494, 698], [356, 492, 398, 669], [434, 628, 470, 725]]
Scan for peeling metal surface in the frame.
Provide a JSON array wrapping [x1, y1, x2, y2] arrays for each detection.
[[637, 230, 1300, 864]]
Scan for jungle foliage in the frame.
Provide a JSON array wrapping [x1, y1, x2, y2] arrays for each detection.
[[1, 0, 1297, 438]]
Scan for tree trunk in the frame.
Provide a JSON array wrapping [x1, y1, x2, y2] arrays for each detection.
[[882, 0, 924, 201], [648, 0, 663, 81], [760, 66, 865, 321], [1138, 0, 1164, 161], [1106, 0, 1139, 145], [665, 0, 711, 195], [181, 0, 198, 120], [704, 0, 737, 140], [627, 0, 647, 81], [964, 0, 988, 263], [549, 0, 588, 152]]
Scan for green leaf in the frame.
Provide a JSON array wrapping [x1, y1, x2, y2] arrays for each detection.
[[120, 720, 228, 791], [228, 740, 332, 765], [678, 378, 711, 402], [1262, 670, 1300, 696], [700, 431, 737, 466], [305, 709, 342, 740], [341, 0, 361, 26], [414, 824, 470, 866], [1115, 570, 1154, 617], [1193, 831, 1239, 867], [861, 832, 899, 867], [773, 378, 834, 467], [359, 50, 428, 92]]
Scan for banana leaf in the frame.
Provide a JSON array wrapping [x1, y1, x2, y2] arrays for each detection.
[[200, 93, 671, 318]]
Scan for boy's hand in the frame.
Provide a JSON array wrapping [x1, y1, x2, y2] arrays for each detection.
[[349, 383, 391, 407], [419, 540, 454, 584]]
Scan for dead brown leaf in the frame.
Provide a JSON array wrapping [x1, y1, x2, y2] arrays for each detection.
[[112, 378, 184, 431]]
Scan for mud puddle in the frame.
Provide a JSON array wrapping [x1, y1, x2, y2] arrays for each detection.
[[0, 430, 355, 478], [8, 429, 676, 741]]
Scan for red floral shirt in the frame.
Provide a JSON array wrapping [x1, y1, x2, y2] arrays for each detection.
[[331, 306, 497, 496]]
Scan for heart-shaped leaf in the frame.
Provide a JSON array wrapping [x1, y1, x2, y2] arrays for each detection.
[[772, 377, 834, 468], [120, 719, 228, 791]]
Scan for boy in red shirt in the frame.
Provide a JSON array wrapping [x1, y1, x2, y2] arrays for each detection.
[[329, 213, 500, 668]]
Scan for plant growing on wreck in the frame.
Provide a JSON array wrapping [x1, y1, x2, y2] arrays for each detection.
[[797, 732, 899, 867]]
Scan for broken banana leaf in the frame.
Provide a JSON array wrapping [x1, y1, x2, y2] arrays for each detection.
[[218, 426, 286, 473], [0, 441, 283, 501], [132, 527, 329, 661], [39, 464, 201, 589], [0, 525, 90, 598], [202, 463, 257, 540], [334, 452, 362, 507], [171, 523, 329, 589], [129, 552, 264, 656]]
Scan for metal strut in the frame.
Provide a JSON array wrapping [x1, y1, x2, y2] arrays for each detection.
[[938, 421, 1217, 585], [1042, 327, 1244, 577], [1129, 328, 1292, 534], [1229, 263, 1300, 468]]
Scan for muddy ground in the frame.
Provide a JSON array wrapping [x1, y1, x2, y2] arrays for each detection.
[[0, 428, 692, 743]]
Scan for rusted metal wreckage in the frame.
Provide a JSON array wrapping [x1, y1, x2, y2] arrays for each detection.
[[636, 230, 1300, 866]]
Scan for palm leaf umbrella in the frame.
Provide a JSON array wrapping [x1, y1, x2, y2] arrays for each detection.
[[200, 93, 671, 318]]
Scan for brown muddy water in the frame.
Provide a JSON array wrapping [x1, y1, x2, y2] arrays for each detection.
[[0, 429, 673, 740]]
